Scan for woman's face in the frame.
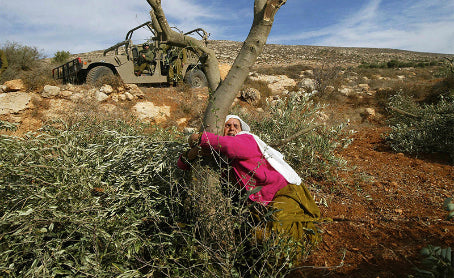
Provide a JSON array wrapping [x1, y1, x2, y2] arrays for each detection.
[[224, 118, 242, 136]]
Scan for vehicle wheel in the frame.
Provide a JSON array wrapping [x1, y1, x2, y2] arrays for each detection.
[[184, 68, 207, 88], [86, 66, 114, 85]]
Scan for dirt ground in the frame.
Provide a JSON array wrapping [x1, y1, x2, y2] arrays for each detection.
[[2, 84, 453, 277], [138, 87, 454, 277], [297, 124, 454, 277]]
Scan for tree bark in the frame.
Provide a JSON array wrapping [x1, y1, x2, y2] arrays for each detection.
[[146, 0, 287, 134], [203, 0, 287, 134]]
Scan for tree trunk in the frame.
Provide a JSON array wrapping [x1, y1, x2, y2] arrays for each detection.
[[146, 0, 287, 134]]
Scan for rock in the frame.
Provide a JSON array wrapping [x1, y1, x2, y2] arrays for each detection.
[[42, 85, 61, 98], [299, 78, 316, 90], [358, 84, 370, 91], [176, 118, 187, 125], [0, 85, 6, 93], [3, 79, 25, 92], [60, 90, 73, 98], [339, 86, 354, 96], [184, 127, 197, 134], [133, 101, 170, 122], [0, 92, 32, 114], [69, 93, 84, 102], [125, 84, 144, 98], [361, 108, 376, 119], [100, 84, 114, 94], [124, 92, 134, 101], [95, 91, 109, 102], [240, 87, 261, 104], [249, 74, 296, 94]]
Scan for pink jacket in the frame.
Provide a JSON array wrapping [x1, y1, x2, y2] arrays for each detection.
[[178, 132, 288, 206]]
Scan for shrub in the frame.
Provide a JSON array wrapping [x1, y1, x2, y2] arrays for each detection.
[[0, 41, 44, 83], [239, 94, 352, 182], [52, 50, 71, 64], [386, 93, 454, 161], [0, 117, 314, 277]]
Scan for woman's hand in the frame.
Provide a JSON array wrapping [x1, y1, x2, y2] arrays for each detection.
[[188, 133, 201, 147]]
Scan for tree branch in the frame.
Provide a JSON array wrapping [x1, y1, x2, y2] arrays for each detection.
[[269, 124, 321, 148], [146, 0, 221, 92], [203, 0, 287, 134]]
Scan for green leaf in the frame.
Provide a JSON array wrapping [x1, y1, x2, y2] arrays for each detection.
[[18, 208, 34, 216]]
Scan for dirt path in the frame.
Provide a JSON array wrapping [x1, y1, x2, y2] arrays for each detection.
[[299, 126, 454, 277]]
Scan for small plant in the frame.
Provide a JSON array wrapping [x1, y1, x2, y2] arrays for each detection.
[[412, 245, 453, 278], [386, 93, 454, 162], [444, 198, 454, 221], [52, 50, 71, 64]]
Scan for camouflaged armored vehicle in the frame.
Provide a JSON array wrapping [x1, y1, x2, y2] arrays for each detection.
[[52, 21, 208, 88]]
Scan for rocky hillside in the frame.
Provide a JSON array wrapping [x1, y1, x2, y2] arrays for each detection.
[[1, 42, 453, 277], [2, 40, 452, 133]]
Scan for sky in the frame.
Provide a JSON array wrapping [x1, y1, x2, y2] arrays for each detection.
[[1, 0, 453, 57]]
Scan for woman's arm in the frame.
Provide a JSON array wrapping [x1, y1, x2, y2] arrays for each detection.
[[200, 132, 260, 159]]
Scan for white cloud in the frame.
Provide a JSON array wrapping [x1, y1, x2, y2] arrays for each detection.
[[270, 0, 454, 54]]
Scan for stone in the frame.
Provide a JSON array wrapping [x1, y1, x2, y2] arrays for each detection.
[[0, 92, 31, 114], [240, 87, 261, 104], [358, 84, 370, 91], [339, 86, 354, 96], [3, 79, 25, 92], [125, 84, 144, 98], [249, 74, 296, 94], [95, 91, 109, 102], [299, 78, 316, 90], [60, 90, 73, 98], [100, 84, 114, 94], [176, 118, 188, 125], [124, 92, 134, 101], [133, 101, 170, 122], [42, 85, 61, 98], [69, 93, 84, 102]]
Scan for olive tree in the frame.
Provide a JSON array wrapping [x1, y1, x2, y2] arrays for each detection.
[[146, 0, 287, 134]]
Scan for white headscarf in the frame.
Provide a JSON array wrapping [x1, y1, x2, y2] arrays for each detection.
[[225, 115, 302, 185]]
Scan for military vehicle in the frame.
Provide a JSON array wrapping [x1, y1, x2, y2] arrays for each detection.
[[52, 21, 208, 88]]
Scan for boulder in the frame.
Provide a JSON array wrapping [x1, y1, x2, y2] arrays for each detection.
[[42, 85, 61, 98], [133, 102, 170, 122], [249, 74, 296, 94], [0, 92, 31, 114], [3, 79, 25, 92]]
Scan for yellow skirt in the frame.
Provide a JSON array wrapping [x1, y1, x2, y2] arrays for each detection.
[[254, 183, 322, 246]]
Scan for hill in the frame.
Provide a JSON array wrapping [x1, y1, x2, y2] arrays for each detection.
[[1, 41, 453, 277]]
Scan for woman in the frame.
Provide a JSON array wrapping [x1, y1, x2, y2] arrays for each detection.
[[178, 115, 321, 243]]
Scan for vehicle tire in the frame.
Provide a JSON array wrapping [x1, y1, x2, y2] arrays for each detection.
[[86, 66, 114, 85], [184, 68, 207, 88]]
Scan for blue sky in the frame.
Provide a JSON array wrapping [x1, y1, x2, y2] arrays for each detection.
[[1, 0, 453, 57]]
